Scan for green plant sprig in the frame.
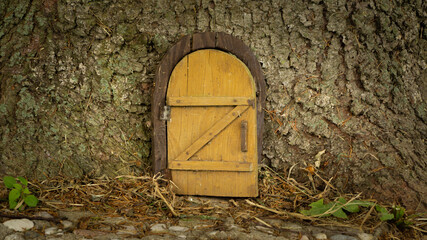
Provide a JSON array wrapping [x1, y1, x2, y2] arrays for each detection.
[[301, 197, 413, 228], [3, 176, 39, 211]]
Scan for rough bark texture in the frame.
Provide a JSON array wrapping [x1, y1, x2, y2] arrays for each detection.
[[0, 0, 425, 211]]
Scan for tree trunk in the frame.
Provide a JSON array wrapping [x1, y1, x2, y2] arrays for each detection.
[[0, 0, 425, 211]]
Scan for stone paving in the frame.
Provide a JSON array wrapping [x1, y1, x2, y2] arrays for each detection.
[[0, 209, 382, 240]]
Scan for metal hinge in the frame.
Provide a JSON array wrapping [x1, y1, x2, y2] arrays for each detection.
[[160, 105, 171, 121]]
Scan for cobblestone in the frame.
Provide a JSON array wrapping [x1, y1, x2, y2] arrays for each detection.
[[1, 212, 379, 240]]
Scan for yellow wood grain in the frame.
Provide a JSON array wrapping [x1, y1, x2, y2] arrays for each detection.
[[169, 161, 253, 171], [174, 105, 249, 161], [167, 96, 253, 106], [167, 49, 258, 197]]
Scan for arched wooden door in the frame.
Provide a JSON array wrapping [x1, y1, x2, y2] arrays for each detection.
[[166, 49, 258, 197]]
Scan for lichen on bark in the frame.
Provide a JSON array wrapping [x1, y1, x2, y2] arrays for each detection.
[[0, 0, 425, 211]]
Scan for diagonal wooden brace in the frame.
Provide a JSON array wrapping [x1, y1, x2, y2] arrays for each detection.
[[174, 105, 249, 161]]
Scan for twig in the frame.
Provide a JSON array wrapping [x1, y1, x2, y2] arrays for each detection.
[[262, 164, 313, 197], [14, 199, 25, 211], [253, 216, 273, 228], [245, 199, 313, 220], [43, 184, 104, 192], [410, 225, 427, 233], [288, 178, 313, 197], [360, 203, 376, 230], [115, 175, 152, 180], [230, 199, 239, 207], [153, 175, 178, 217], [307, 172, 316, 192], [314, 172, 336, 190]]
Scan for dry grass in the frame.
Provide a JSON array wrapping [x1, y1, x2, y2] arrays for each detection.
[[0, 167, 425, 239]]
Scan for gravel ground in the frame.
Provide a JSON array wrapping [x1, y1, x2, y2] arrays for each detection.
[[1, 211, 380, 240]]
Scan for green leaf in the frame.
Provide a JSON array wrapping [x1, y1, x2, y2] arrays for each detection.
[[301, 206, 330, 217], [379, 212, 395, 221], [13, 183, 22, 190], [332, 208, 348, 219], [17, 177, 28, 186], [343, 204, 360, 213], [3, 176, 16, 189], [376, 205, 388, 213], [24, 195, 38, 207], [344, 203, 362, 213], [302, 198, 378, 220], [393, 206, 405, 221], [9, 189, 21, 202], [376, 205, 394, 221], [309, 199, 325, 208], [335, 198, 357, 213], [300, 199, 333, 217], [9, 199, 18, 209], [23, 188, 31, 194]]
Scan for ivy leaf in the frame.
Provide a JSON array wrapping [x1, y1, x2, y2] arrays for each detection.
[[332, 208, 348, 219], [3, 176, 16, 189], [338, 198, 370, 213], [17, 177, 28, 186], [343, 204, 360, 213], [302, 198, 380, 220], [301, 199, 333, 217], [24, 195, 38, 207]]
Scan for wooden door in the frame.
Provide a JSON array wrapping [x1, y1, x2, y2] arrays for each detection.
[[166, 49, 258, 197]]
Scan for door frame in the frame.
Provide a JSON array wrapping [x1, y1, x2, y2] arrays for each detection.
[[152, 32, 266, 176]]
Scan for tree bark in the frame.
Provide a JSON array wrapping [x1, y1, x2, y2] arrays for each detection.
[[0, 0, 425, 211]]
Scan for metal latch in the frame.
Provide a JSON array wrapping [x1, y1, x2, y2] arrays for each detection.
[[241, 120, 248, 152]]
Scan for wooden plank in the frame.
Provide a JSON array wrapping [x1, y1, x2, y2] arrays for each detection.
[[172, 171, 256, 197], [167, 96, 254, 106], [169, 161, 253, 172], [174, 105, 249, 161]]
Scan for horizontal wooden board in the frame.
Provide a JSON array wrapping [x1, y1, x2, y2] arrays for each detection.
[[167, 96, 254, 106], [169, 161, 253, 171]]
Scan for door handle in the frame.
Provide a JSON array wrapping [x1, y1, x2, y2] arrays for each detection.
[[241, 120, 248, 152]]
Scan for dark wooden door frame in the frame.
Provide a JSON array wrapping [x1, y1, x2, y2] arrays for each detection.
[[152, 32, 266, 175]]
